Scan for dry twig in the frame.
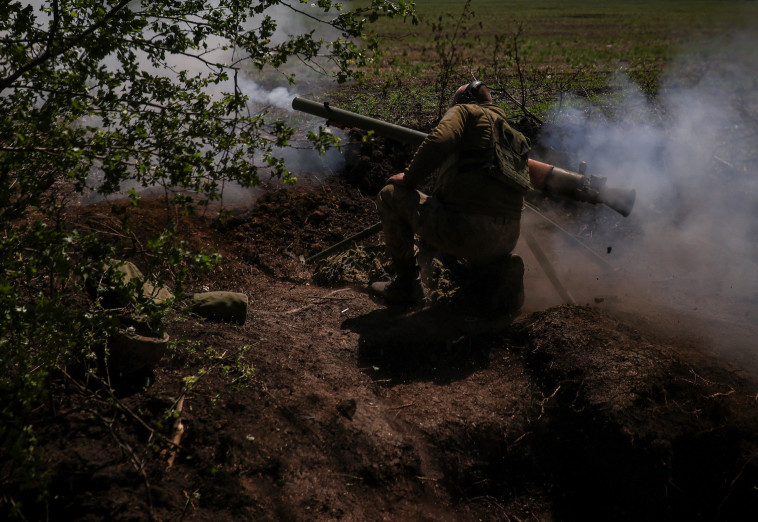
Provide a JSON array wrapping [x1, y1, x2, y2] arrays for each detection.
[[166, 394, 186, 469], [285, 288, 351, 314]]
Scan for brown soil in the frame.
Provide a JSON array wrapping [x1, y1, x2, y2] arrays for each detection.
[[9, 137, 758, 521]]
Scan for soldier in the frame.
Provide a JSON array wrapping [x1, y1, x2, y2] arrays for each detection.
[[370, 81, 531, 315]]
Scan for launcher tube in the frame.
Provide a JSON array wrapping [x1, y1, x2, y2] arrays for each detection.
[[292, 97, 635, 216], [292, 97, 427, 146]]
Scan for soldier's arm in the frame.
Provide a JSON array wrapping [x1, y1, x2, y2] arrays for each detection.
[[403, 106, 468, 187]]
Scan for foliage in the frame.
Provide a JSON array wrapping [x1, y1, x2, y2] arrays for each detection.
[[0, 0, 417, 211], [0, 0, 416, 515], [428, 0, 478, 118]]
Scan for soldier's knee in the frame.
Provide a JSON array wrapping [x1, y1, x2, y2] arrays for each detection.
[[377, 184, 396, 213]]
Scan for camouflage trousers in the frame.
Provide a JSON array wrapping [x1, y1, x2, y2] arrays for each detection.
[[376, 184, 521, 269]]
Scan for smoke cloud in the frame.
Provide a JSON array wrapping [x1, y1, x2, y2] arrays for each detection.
[[145, 0, 349, 194], [11, 0, 350, 202], [529, 28, 758, 360], [184, 2, 350, 205]]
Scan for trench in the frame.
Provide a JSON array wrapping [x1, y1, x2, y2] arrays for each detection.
[[425, 319, 758, 521]]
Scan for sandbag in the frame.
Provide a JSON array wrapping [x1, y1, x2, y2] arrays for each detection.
[[94, 260, 175, 307], [116, 261, 174, 303], [191, 291, 248, 325]]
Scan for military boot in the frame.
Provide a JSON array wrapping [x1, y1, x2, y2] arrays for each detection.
[[471, 255, 524, 317], [370, 266, 424, 306], [490, 254, 525, 316]]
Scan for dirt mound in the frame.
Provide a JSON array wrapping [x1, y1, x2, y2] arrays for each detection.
[[213, 174, 380, 280], [4, 137, 758, 521], [522, 306, 758, 520]]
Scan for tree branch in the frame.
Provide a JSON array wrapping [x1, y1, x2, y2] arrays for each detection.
[[0, 0, 133, 93], [44, 0, 60, 59]]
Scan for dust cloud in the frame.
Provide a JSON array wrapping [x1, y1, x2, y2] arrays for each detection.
[[533, 28, 758, 360]]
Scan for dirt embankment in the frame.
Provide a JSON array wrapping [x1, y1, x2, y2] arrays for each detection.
[[6, 136, 758, 521]]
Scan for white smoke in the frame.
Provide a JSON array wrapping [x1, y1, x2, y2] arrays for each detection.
[[11, 1, 348, 201], [531, 28, 758, 357]]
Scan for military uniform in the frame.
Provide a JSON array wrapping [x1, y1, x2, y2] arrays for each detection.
[[377, 102, 530, 271]]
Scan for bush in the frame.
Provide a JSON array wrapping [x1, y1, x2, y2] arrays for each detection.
[[0, 0, 416, 515]]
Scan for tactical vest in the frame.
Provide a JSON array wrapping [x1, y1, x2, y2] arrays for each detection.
[[479, 106, 532, 193]]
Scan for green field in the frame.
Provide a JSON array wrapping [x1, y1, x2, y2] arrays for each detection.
[[339, 0, 758, 125]]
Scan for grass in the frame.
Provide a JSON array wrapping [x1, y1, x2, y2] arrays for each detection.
[[370, 0, 755, 67], [335, 0, 758, 126]]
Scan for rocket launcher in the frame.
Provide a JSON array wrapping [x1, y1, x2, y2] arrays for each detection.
[[292, 97, 635, 217]]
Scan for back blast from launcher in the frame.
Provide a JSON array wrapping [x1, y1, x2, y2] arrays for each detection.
[[292, 97, 636, 217]]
